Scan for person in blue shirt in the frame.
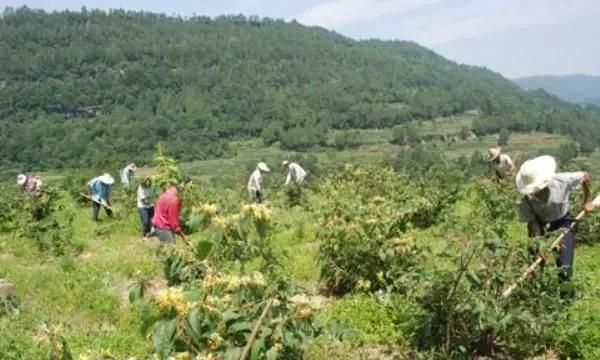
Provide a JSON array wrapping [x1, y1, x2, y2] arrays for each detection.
[[87, 173, 114, 221]]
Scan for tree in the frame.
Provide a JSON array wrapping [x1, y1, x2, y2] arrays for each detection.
[[498, 128, 510, 146]]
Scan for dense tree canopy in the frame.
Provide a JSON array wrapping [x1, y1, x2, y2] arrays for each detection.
[[1, 7, 599, 169]]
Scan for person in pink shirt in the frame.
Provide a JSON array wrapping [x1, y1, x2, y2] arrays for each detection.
[[17, 174, 43, 197], [152, 176, 192, 245]]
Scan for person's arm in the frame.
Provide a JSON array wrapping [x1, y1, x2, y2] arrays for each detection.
[[171, 198, 191, 245], [506, 156, 516, 174], [285, 171, 291, 186], [582, 172, 594, 212]]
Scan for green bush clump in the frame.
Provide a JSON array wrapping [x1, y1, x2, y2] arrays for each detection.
[[320, 294, 404, 345]]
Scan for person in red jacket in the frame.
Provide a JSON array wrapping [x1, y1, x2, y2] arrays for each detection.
[[152, 176, 192, 246]]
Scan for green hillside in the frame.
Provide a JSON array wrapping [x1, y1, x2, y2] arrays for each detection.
[[2, 7, 600, 170]]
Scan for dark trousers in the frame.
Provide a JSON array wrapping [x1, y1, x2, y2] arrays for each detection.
[[533, 215, 576, 281], [138, 206, 155, 237], [92, 201, 113, 221], [548, 216, 576, 281]]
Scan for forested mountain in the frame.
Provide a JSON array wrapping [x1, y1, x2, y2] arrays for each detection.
[[514, 74, 600, 106], [2, 7, 600, 169]]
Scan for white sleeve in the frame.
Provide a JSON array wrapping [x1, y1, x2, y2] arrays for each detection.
[[555, 172, 585, 191]]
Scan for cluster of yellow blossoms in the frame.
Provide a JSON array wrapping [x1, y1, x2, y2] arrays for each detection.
[[155, 288, 190, 317], [202, 271, 267, 291], [194, 203, 218, 217], [241, 203, 271, 221]]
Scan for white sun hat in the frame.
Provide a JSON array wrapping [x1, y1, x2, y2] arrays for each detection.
[[98, 173, 115, 185], [128, 163, 137, 171], [257, 162, 270, 172], [17, 174, 27, 186], [282, 160, 290, 167], [515, 155, 556, 195], [488, 147, 501, 161]]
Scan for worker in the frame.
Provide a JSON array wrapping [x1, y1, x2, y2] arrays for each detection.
[[247, 162, 270, 203], [87, 173, 114, 221], [137, 177, 155, 240], [121, 163, 137, 187], [283, 160, 307, 186], [17, 173, 43, 196], [152, 176, 192, 246], [488, 148, 515, 179], [516, 155, 594, 281]]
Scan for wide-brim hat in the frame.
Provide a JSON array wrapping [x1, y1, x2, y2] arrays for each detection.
[[128, 163, 137, 171], [488, 147, 501, 161], [99, 173, 115, 185], [282, 160, 290, 167], [17, 174, 27, 186], [257, 162, 270, 172], [515, 155, 556, 195]]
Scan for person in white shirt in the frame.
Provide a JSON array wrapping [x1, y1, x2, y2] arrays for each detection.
[[488, 148, 515, 179], [282, 160, 307, 185], [121, 163, 137, 187], [516, 155, 594, 281], [247, 162, 270, 203], [137, 177, 155, 240]]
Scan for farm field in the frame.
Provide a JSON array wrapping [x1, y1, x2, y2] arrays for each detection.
[[2, 143, 600, 359]]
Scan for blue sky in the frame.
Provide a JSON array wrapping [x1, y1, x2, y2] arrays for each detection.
[[2, 0, 599, 78]]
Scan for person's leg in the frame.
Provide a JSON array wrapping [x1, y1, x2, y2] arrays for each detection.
[[557, 227, 576, 281], [256, 191, 263, 204], [138, 208, 147, 237], [155, 228, 175, 244], [92, 202, 100, 221], [146, 207, 155, 236]]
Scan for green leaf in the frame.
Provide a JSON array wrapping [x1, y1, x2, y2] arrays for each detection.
[[228, 321, 253, 334], [153, 317, 178, 357], [250, 337, 265, 360], [195, 240, 213, 261], [222, 310, 242, 324], [266, 347, 279, 360], [188, 308, 202, 338]]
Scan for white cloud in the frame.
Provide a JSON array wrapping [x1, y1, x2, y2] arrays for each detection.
[[296, 0, 444, 28], [417, 0, 600, 44]]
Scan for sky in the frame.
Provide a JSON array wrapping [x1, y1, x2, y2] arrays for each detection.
[[2, 0, 600, 78]]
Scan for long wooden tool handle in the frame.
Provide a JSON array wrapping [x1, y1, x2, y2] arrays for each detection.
[[239, 298, 274, 360], [80, 193, 114, 211], [501, 210, 585, 299]]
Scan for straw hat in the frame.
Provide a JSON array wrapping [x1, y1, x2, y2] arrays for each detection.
[[282, 160, 290, 167], [515, 156, 556, 195], [257, 162, 270, 172], [17, 174, 27, 186], [488, 148, 501, 161], [98, 173, 115, 185]]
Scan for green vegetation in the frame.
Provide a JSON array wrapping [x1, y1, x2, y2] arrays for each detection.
[[2, 8, 600, 170], [3, 146, 600, 359]]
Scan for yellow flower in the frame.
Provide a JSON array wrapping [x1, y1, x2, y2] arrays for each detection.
[[208, 332, 224, 349], [198, 203, 218, 216], [194, 353, 220, 360], [155, 288, 189, 317], [241, 203, 271, 221], [356, 279, 371, 291], [295, 305, 312, 319], [211, 216, 228, 230], [252, 272, 267, 287]]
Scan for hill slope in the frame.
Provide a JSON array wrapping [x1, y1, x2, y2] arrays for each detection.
[[1, 7, 599, 169], [514, 74, 600, 105]]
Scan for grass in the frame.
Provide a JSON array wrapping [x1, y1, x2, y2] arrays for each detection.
[[3, 116, 600, 358]]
